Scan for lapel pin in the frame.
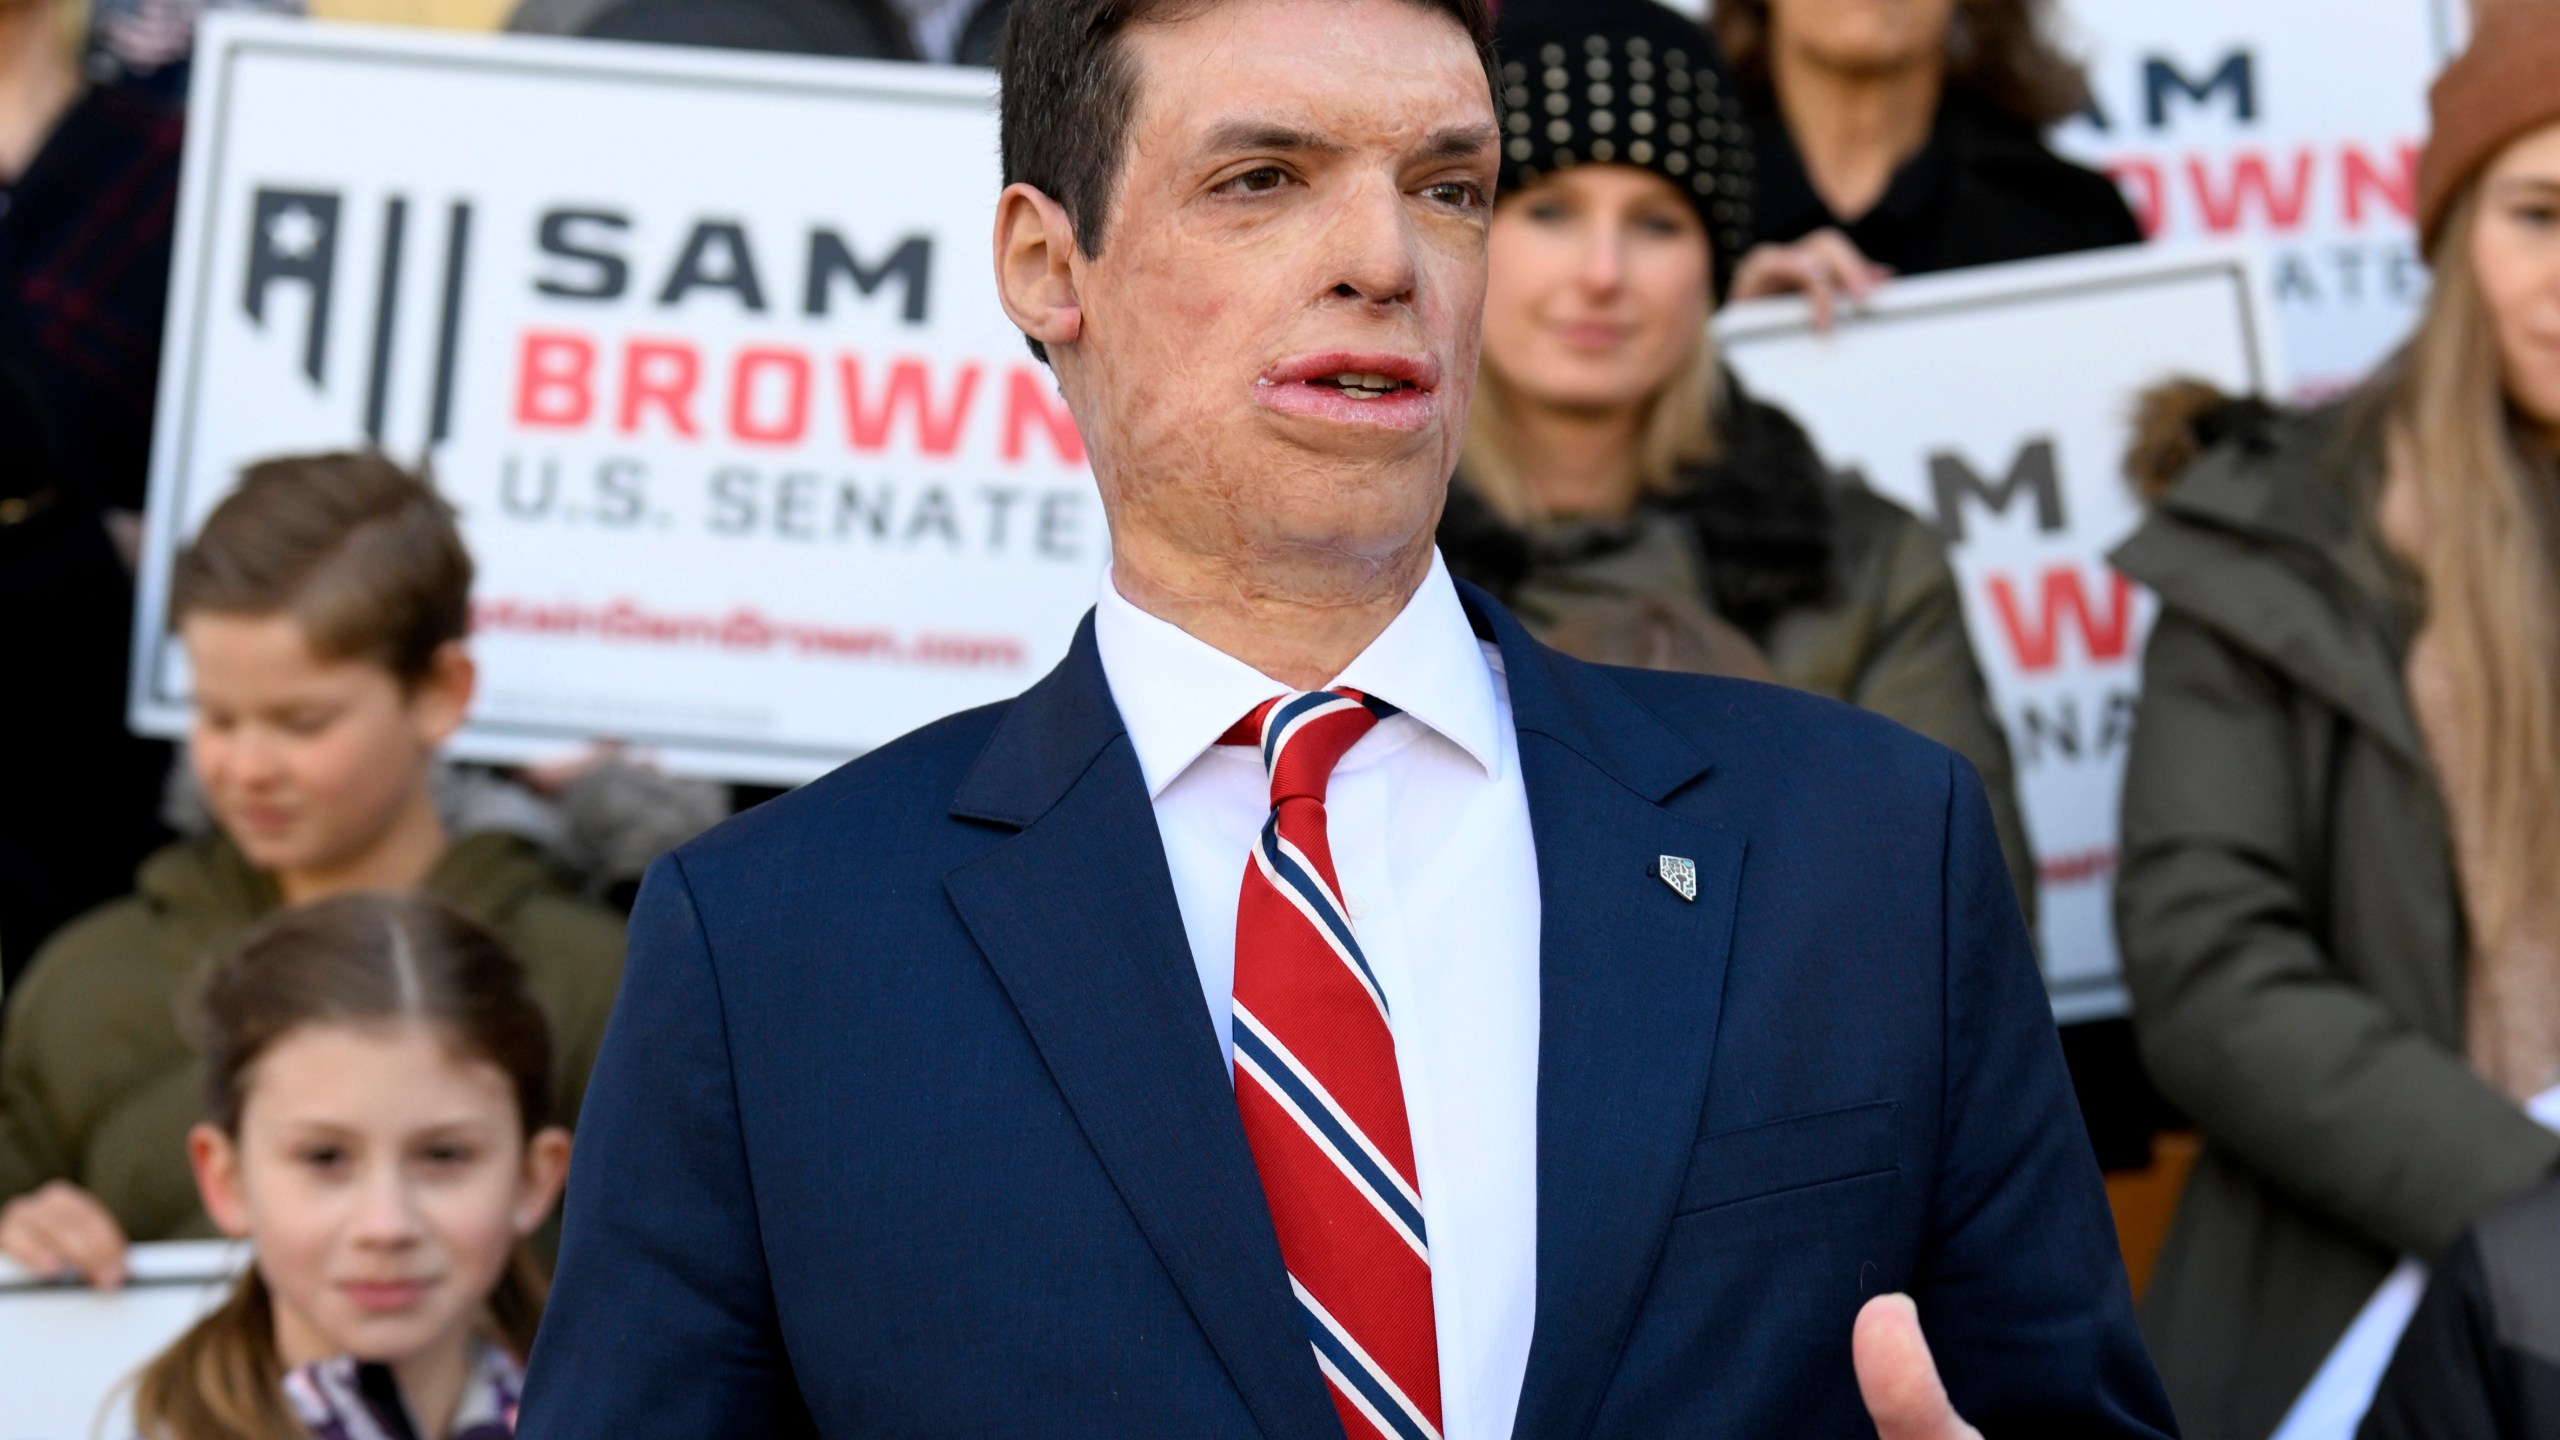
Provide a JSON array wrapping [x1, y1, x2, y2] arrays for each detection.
[[1657, 855, 1698, 902]]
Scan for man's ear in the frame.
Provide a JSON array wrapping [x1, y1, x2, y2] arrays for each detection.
[[188, 1124, 254, 1240], [992, 182, 1084, 355]]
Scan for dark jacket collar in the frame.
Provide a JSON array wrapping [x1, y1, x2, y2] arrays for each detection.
[[1439, 370, 1839, 641], [943, 582, 1732, 1439], [2111, 400, 2426, 763], [953, 577, 1714, 827]]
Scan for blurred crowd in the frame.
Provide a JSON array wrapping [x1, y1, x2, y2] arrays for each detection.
[[1, 0, 2556, 1437]]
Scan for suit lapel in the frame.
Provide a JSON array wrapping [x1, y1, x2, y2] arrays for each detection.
[[1464, 590, 1747, 1440], [943, 618, 1341, 1440]]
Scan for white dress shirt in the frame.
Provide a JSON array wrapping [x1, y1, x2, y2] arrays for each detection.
[[1093, 552, 1542, 1440]]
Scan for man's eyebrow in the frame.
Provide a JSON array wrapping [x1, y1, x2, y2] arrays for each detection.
[[1413, 122, 1500, 165], [1198, 120, 1351, 159]]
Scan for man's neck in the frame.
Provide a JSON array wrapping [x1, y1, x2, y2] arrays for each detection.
[[0, 5, 79, 180], [1108, 533, 1437, 693], [1770, 43, 1942, 224], [275, 786, 451, 907]]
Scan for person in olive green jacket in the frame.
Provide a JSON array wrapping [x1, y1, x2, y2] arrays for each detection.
[[0, 451, 624, 1288], [1435, 0, 2033, 916], [2113, 28, 2560, 1434]]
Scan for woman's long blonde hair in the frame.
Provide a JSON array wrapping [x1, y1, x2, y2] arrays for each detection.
[[1459, 325, 1722, 528], [2387, 186, 2560, 948]]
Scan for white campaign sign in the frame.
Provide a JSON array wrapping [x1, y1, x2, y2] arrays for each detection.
[[2049, 0, 2465, 396], [134, 17, 1099, 784], [0, 1242, 244, 1440], [1717, 245, 2285, 1022]]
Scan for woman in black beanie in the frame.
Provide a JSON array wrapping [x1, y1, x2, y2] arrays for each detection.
[[1437, 0, 2035, 921]]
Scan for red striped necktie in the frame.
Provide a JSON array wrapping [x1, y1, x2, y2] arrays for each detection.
[[1219, 688, 1443, 1440]]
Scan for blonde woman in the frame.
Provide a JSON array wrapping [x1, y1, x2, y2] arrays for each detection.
[[2113, 7, 2560, 1435], [1440, 0, 2033, 915]]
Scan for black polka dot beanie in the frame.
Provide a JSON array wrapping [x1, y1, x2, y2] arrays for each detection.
[[1491, 0, 1755, 289]]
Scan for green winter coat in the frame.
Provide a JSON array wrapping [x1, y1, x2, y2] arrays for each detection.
[[0, 831, 626, 1242], [1439, 377, 2037, 917], [2111, 399, 2560, 1440]]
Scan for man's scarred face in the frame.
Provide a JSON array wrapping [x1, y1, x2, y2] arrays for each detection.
[[1050, 0, 1498, 593]]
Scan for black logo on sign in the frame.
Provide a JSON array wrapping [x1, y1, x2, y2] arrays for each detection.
[[241, 186, 475, 446]]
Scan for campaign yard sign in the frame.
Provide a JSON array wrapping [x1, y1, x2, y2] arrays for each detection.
[[0, 1242, 244, 1440], [134, 17, 1098, 783], [2049, 0, 2466, 396], [1717, 245, 2285, 1023]]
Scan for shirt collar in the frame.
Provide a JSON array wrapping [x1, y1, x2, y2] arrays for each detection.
[[1092, 549, 1504, 799]]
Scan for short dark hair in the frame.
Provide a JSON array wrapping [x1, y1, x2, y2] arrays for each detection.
[[999, 0, 1499, 362], [170, 451, 473, 689]]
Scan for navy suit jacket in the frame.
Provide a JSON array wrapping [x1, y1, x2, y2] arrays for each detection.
[[519, 584, 2176, 1439]]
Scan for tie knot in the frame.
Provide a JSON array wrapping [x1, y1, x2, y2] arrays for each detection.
[[1221, 689, 1396, 806]]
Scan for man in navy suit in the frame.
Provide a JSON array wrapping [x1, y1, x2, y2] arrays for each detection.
[[519, 0, 2176, 1434]]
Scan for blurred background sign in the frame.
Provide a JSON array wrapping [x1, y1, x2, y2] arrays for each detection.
[[131, 17, 1099, 784], [2048, 0, 2465, 398], [1718, 244, 2284, 1021], [0, 1242, 244, 1440]]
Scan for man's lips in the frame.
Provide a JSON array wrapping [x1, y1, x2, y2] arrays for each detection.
[[1254, 351, 1443, 431]]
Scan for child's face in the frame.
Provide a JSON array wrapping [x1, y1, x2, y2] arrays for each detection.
[[189, 1022, 570, 1371], [182, 614, 471, 879]]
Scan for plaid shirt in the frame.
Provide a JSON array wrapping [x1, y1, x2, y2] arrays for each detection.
[[0, 80, 182, 512]]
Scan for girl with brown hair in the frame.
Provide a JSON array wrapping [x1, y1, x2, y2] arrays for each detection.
[[1711, 0, 2141, 317], [129, 890, 569, 1440], [2112, 5, 2560, 1432], [0, 453, 623, 1293]]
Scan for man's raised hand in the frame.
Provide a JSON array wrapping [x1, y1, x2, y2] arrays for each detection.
[[1854, 1294, 1984, 1440]]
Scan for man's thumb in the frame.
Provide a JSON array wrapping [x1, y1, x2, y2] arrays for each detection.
[[1853, 1294, 1979, 1440]]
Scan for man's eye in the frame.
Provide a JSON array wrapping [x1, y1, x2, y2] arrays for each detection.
[[1424, 181, 1486, 210], [1218, 166, 1291, 196]]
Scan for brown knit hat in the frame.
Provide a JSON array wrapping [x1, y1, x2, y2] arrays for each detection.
[[2418, 0, 2560, 258]]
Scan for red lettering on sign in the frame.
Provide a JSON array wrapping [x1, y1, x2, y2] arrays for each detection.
[[1988, 566, 2136, 673], [2186, 148, 2317, 233], [620, 339, 701, 438], [515, 332, 594, 428], [2343, 142, 2418, 225], [730, 347, 811, 446], [838, 357, 980, 456], [1002, 367, 1085, 465]]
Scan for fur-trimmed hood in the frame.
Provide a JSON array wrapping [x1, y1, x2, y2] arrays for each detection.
[[2123, 377, 2285, 504]]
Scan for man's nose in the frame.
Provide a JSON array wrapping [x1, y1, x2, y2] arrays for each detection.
[[1320, 176, 1421, 307]]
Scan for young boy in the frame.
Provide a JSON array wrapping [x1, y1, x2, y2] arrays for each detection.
[[0, 452, 625, 1287]]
